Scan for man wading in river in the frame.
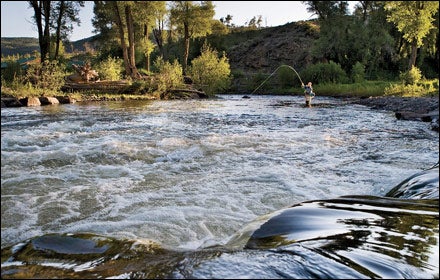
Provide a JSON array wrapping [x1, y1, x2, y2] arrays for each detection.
[[302, 82, 315, 107]]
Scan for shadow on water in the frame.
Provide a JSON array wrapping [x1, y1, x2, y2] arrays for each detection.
[[1, 164, 438, 279]]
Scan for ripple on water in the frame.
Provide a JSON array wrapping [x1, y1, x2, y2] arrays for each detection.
[[1, 96, 438, 249]]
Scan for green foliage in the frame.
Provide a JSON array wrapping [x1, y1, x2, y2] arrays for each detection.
[[49, 39, 65, 59], [385, 1, 439, 47], [351, 62, 365, 83], [384, 66, 438, 97], [26, 60, 66, 92], [399, 66, 422, 85], [301, 61, 348, 84], [188, 43, 232, 96], [153, 57, 184, 92], [95, 56, 123, 81], [277, 66, 297, 88], [384, 83, 423, 97], [249, 72, 271, 93], [314, 81, 390, 97], [1, 61, 24, 83]]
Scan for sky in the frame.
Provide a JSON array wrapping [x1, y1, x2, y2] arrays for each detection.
[[0, 1, 353, 42]]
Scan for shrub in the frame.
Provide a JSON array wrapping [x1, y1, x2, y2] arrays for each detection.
[[278, 66, 297, 88], [301, 61, 348, 84], [384, 67, 438, 97], [95, 56, 123, 81], [351, 62, 365, 83], [26, 60, 66, 92], [249, 72, 270, 93], [384, 78, 439, 97], [2, 61, 24, 83], [153, 57, 184, 92], [400, 66, 422, 85], [188, 42, 232, 96]]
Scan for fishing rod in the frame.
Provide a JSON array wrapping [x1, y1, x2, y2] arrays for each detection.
[[243, 64, 304, 98]]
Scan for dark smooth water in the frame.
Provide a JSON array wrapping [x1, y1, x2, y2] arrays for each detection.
[[1, 95, 438, 278]]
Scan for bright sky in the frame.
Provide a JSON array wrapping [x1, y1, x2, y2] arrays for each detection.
[[1, 1, 354, 41]]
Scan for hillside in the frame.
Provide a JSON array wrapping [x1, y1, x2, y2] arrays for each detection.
[[1, 36, 99, 56], [185, 20, 318, 93], [224, 21, 318, 73], [1, 37, 40, 57]]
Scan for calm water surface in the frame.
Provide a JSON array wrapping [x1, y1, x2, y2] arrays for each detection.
[[1, 95, 439, 250]]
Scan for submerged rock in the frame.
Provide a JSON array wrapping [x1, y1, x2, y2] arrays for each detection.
[[2, 164, 438, 279], [385, 162, 439, 199]]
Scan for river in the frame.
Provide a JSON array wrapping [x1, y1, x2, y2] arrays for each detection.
[[1, 95, 438, 278]]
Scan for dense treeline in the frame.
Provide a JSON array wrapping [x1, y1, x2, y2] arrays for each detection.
[[1, 1, 439, 98]]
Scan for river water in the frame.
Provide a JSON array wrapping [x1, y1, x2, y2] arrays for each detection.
[[1, 95, 439, 277]]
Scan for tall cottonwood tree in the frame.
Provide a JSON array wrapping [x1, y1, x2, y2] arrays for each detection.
[[169, 1, 215, 75], [29, 1, 51, 62], [385, 1, 439, 69], [93, 1, 140, 79]]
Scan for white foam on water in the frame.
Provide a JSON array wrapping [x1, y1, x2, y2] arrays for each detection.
[[1, 95, 438, 249]]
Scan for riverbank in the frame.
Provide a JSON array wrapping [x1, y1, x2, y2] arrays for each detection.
[[1, 92, 438, 132], [350, 96, 439, 132]]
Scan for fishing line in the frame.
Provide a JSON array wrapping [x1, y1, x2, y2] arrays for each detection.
[[243, 64, 304, 98]]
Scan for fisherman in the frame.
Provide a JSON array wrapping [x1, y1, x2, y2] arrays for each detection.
[[302, 82, 315, 107]]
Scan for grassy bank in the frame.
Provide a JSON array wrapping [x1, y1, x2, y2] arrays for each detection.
[[2, 79, 438, 101]]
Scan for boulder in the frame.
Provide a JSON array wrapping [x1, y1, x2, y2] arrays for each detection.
[[39, 96, 60, 105], [19, 97, 41, 107]]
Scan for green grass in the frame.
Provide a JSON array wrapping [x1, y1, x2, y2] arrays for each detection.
[[313, 81, 392, 98]]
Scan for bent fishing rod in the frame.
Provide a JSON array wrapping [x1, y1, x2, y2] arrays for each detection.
[[243, 64, 304, 98]]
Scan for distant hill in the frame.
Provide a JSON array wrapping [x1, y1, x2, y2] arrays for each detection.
[[1, 37, 39, 57], [1, 36, 98, 57]]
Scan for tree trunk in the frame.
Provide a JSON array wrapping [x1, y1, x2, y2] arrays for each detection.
[[144, 24, 150, 72], [30, 0, 50, 63], [125, 4, 140, 79], [54, 0, 65, 60], [111, 2, 131, 77], [408, 40, 418, 70], [42, 1, 51, 61], [153, 20, 164, 59], [183, 22, 190, 75]]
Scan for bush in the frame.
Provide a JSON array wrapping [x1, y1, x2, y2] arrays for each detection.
[[384, 67, 438, 97], [400, 66, 422, 85], [301, 61, 348, 84], [2, 61, 24, 83], [278, 66, 297, 88], [384, 78, 439, 97], [95, 56, 123, 81], [26, 60, 66, 92], [188, 42, 232, 96], [351, 62, 365, 83], [153, 57, 184, 92]]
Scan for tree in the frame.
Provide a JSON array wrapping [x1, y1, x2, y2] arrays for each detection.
[[188, 42, 231, 96], [134, 1, 167, 72], [29, 1, 51, 62], [246, 15, 263, 29], [302, 1, 349, 20], [93, 1, 140, 79], [385, 1, 439, 69], [51, 1, 84, 60], [169, 1, 215, 75]]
